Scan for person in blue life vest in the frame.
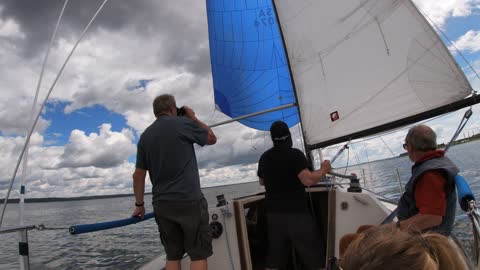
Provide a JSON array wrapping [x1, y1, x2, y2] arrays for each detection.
[[131, 94, 217, 270], [257, 120, 332, 270]]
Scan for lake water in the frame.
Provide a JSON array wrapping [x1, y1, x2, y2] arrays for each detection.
[[1, 140, 479, 269]]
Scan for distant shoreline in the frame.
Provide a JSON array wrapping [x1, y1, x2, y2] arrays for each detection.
[[0, 181, 259, 204], [3, 137, 478, 204], [0, 193, 139, 204]]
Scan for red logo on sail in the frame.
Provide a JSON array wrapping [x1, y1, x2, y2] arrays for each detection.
[[330, 111, 340, 122]]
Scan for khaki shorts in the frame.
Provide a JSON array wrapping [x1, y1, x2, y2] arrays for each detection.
[[153, 198, 212, 261]]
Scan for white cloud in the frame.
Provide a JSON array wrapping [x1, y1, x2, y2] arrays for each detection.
[[0, 17, 23, 38], [57, 124, 135, 169], [452, 30, 480, 53], [0, 127, 140, 199], [413, 0, 479, 27]]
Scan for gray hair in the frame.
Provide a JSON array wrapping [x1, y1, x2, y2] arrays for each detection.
[[153, 94, 176, 117], [405, 124, 437, 152]]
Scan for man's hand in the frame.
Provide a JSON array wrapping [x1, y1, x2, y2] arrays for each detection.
[[321, 160, 332, 173], [183, 106, 196, 119], [131, 206, 145, 219]]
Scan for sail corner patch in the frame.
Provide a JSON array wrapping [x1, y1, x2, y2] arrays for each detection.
[[330, 111, 340, 122]]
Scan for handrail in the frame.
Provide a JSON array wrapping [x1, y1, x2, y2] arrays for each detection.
[[69, 212, 155, 235], [0, 224, 42, 235], [468, 203, 480, 267]]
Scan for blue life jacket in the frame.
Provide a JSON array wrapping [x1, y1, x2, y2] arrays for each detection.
[[397, 156, 459, 235]]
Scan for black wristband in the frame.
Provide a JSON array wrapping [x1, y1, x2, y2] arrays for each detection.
[[135, 201, 144, 207]]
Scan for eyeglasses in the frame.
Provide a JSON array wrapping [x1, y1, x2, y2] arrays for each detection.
[[403, 143, 407, 150]]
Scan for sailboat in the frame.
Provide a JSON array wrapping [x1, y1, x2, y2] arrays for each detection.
[[1, 0, 479, 269], [141, 0, 480, 269]]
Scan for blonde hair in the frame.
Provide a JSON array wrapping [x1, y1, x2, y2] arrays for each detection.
[[340, 226, 468, 270]]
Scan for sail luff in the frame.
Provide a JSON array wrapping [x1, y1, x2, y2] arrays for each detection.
[[271, 0, 311, 159]]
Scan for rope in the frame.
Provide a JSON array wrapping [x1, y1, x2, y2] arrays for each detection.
[[361, 187, 397, 204], [40, 225, 69, 231]]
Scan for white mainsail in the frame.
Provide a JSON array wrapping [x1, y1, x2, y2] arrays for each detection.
[[274, 0, 473, 148]]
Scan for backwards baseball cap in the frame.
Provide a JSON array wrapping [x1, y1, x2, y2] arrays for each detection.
[[270, 120, 292, 147]]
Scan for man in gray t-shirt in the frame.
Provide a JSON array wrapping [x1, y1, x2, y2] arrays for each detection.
[[131, 94, 217, 270]]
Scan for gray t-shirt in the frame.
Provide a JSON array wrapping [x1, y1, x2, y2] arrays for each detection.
[[136, 115, 208, 202]]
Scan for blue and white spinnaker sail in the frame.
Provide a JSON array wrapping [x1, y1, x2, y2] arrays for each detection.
[[206, 0, 299, 131]]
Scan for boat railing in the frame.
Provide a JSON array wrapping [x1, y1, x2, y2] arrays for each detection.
[[0, 213, 156, 269], [0, 224, 48, 270], [467, 201, 480, 266]]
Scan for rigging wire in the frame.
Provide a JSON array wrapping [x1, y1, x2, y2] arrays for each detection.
[[379, 136, 396, 158], [18, 0, 69, 230], [361, 187, 398, 205], [418, 8, 480, 82], [351, 144, 367, 188], [297, 122, 306, 154], [343, 148, 350, 175], [363, 142, 373, 184], [0, 0, 109, 229]]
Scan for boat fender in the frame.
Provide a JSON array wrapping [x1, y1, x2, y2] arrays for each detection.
[[210, 221, 223, 239], [455, 175, 475, 212]]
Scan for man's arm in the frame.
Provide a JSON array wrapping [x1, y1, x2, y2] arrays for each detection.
[[259, 177, 264, 186], [131, 168, 147, 219], [183, 106, 217, 145], [298, 160, 332, 186], [396, 213, 442, 231], [398, 171, 446, 231]]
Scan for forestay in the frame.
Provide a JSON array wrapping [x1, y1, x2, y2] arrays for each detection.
[[273, 0, 473, 148]]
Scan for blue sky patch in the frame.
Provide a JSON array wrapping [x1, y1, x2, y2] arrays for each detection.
[[126, 79, 153, 91], [42, 102, 128, 146]]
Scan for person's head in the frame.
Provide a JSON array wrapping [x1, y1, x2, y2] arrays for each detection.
[[340, 226, 469, 270], [270, 120, 293, 148], [153, 94, 176, 117], [404, 124, 437, 161]]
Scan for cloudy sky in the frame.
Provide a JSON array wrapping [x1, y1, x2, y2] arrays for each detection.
[[0, 0, 479, 199]]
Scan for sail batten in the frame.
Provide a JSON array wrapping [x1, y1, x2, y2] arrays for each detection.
[[274, 0, 473, 147]]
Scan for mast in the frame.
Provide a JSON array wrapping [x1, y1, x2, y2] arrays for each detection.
[[271, 0, 315, 167]]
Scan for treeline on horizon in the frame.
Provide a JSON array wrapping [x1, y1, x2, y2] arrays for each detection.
[[0, 193, 153, 204]]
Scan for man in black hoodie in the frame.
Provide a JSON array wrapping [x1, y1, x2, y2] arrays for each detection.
[[257, 120, 331, 270]]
